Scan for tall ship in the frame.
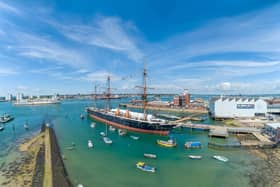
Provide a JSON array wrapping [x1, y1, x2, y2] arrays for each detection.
[[86, 65, 174, 135]]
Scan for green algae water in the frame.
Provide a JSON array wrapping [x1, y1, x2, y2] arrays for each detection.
[[0, 99, 260, 187]]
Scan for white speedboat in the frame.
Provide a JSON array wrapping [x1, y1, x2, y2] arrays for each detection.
[[144, 153, 157, 159], [88, 140, 93, 148], [24, 121, 29, 130], [0, 125, 4, 131], [130, 135, 140, 140], [188, 155, 202, 160], [80, 114, 84, 119], [118, 129, 127, 136], [103, 137, 113, 144], [109, 126, 116, 131], [90, 122, 96, 128], [213, 155, 228, 162], [100, 132, 106, 136]]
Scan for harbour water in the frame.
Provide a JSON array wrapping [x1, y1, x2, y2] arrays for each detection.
[[0, 98, 261, 187]]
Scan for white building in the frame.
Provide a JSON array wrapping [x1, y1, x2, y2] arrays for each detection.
[[16, 93, 24, 101], [209, 96, 267, 118], [5, 94, 12, 101]]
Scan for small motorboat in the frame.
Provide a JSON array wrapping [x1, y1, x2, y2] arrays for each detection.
[[0, 114, 14, 123], [144, 153, 157, 159], [213, 155, 228, 162], [80, 114, 84, 119], [109, 126, 116, 131], [88, 140, 93, 148], [136, 162, 156, 173], [103, 137, 113, 144], [157, 139, 176, 148], [77, 184, 83, 187], [90, 122, 96, 128], [100, 132, 106, 136], [24, 121, 29, 130], [130, 135, 140, 140], [188, 155, 202, 160], [0, 125, 4, 131], [185, 141, 202, 149], [45, 123, 50, 127], [118, 129, 127, 136]]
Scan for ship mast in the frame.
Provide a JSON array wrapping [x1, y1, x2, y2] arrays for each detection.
[[106, 76, 110, 111], [94, 83, 97, 110], [143, 63, 147, 121]]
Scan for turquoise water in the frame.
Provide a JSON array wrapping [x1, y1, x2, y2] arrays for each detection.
[[0, 99, 258, 187]]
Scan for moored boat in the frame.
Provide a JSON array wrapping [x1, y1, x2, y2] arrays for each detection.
[[100, 132, 106, 136], [130, 135, 140, 140], [0, 114, 14, 123], [118, 129, 127, 136], [103, 137, 113, 144], [188, 155, 202, 160], [109, 126, 116, 131], [157, 139, 176, 147], [185, 141, 202, 149], [136, 162, 156, 173], [88, 140, 93, 148], [80, 114, 84, 119], [90, 122, 96, 128], [213, 155, 228, 162], [24, 121, 29, 130], [144, 153, 157, 159], [0, 125, 4, 131]]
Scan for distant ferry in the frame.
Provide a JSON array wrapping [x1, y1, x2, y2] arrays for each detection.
[[87, 66, 175, 135], [14, 97, 60, 106]]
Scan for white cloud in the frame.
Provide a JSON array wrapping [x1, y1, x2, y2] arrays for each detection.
[[0, 1, 21, 15], [218, 82, 231, 91], [16, 85, 28, 91], [13, 32, 89, 68], [48, 16, 144, 62], [0, 67, 18, 76]]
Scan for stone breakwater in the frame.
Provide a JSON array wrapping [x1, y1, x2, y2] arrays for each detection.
[[49, 127, 73, 187], [0, 123, 73, 187]]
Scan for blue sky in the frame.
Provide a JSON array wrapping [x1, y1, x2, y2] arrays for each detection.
[[1, 0, 280, 96]]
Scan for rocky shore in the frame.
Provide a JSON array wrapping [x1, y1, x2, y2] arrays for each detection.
[[249, 147, 280, 187]]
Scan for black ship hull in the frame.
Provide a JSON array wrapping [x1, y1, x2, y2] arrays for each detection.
[[87, 108, 171, 135]]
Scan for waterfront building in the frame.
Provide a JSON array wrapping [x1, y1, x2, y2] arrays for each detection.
[[173, 89, 191, 108], [5, 94, 13, 101], [264, 123, 280, 142], [209, 96, 267, 119], [16, 93, 24, 101]]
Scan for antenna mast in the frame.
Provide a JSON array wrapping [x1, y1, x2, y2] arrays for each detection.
[[106, 76, 110, 111], [143, 63, 147, 121]]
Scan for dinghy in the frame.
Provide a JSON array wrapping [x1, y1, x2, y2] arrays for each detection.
[[88, 140, 93, 148], [130, 135, 140, 140], [213, 155, 228, 162], [144, 153, 157, 159], [136, 162, 156, 173], [103, 137, 113, 144], [188, 155, 202, 160], [90, 122, 96, 128]]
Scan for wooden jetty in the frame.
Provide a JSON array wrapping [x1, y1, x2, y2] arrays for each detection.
[[209, 127, 229, 138]]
